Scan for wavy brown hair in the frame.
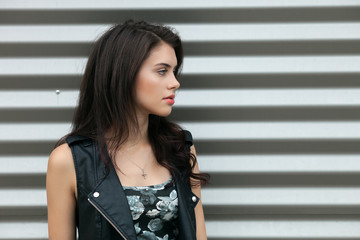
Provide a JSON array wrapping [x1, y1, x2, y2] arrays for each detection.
[[55, 20, 209, 186]]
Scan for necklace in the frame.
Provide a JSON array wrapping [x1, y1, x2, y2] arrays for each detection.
[[120, 147, 151, 180], [128, 159, 148, 179]]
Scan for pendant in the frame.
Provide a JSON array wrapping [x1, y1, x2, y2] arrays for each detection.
[[141, 169, 147, 179]]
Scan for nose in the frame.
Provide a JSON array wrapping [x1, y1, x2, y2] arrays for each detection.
[[169, 74, 180, 90]]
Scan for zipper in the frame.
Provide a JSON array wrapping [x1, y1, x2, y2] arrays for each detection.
[[88, 198, 128, 240]]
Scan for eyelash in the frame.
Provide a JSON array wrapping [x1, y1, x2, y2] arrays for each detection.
[[158, 69, 167, 75], [158, 69, 177, 76]]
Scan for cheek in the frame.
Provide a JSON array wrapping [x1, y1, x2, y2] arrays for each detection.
[[136, 74, 159, 101]]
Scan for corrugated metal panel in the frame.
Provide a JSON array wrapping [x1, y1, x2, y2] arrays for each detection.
[[1, 0, 360, 239]]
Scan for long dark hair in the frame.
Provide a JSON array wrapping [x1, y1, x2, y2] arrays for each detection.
[[55, 20, 209, 186]]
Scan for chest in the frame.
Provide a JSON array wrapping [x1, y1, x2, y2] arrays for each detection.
[[123, 177, 179, 239], [112, 147, 172, 187]]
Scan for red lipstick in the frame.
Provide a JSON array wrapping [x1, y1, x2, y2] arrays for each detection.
[[163, 95, 175, 105]]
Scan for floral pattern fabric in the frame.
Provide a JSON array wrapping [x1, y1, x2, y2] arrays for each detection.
[[123, 176, 179, 240]]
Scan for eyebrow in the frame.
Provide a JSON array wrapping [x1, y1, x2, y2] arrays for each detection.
[[155, 63, 177, 68]]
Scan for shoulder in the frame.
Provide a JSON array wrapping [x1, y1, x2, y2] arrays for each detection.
[[183, 130, 198, 165], [184, 130, 193, 145], [183, 130, 194, 155], [47, 143, 74, 174], [47, 142, 77, 198], [182, 129, 196, 154]]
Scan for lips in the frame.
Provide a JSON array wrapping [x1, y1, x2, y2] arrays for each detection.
[[163, 95, 175, 100], [163, 95, 175, 105]]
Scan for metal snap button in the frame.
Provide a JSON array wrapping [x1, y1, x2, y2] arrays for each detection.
[[192, 196, 197, 202], [93, 192, 100, 198]]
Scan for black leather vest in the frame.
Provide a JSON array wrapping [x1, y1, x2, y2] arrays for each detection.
[[65, 131, 199, 240]]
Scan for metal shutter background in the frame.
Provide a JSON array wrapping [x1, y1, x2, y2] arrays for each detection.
[[1, 1, 360, 239]]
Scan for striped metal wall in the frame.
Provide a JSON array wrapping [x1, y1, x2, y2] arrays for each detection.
[[1, 1, 360, 239]]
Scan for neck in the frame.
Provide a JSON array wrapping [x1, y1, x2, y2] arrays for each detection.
[[105, 113, 150, 151], [125, 113, 149, 149]]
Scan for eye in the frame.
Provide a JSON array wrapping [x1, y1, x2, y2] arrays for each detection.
[[157, 69, 167, 75]]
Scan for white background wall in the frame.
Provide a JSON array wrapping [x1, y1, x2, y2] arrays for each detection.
[[1, 1, 360, 239]]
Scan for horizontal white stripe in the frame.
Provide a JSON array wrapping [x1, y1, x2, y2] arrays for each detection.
[[198, 154, 360, 172], [0, 222, 48, 239], [0, 25, 109, 42], [203, 188, 360, 205], [2, 89, 360, 108], [183, 56, 360, 74], [176, 23, 360, 41], [2, 23, 360, 42], [176, 89, 360, 107], [182, 121, 360, 140], [206, 220, 360, 237], [0, 58, 87, 75], [2, 154, 360, 174], [1, 121, 360, 141], [2, 220, 360, 238], [2, 188, 360, 207], [1, 0, 359, 9], [0, 157, 48, 174], [1, 56, 360, 75], [0, 123, 71, 141], [0, 189, 46, 207], [0, 90, 79, 108]]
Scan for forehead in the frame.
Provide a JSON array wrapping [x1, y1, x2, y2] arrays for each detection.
[[144, 42, 177, 66]]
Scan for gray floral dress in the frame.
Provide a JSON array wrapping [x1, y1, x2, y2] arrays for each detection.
[[123, 176, 179, 240]]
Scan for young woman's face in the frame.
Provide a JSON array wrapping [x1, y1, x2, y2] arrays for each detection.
[[134, 42, 180, 117]]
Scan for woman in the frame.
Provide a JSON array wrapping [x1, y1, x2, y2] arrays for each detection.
[[46, 20, 209, 240]]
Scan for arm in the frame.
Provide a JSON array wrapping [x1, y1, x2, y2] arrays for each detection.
[[46, 143, 77, 240], [190, 145, 208, 240]]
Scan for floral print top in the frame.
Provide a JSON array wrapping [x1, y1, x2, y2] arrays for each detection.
[[123, 176, 179, 240]]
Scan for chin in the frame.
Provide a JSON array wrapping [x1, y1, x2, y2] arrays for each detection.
[[154, 109, 173, 117]]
